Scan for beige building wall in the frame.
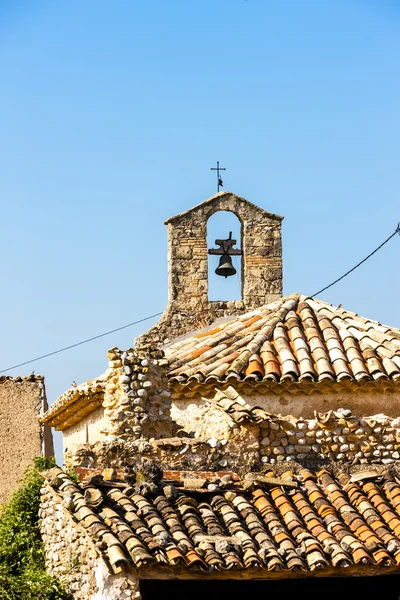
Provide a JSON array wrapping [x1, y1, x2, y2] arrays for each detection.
[[0, 377, 54, 505], [171, 399, 235, 441], [62, 407, 107, 454], [244, 388, 400, 419]]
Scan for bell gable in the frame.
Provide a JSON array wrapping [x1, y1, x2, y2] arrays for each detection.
[[137, 191, 283, 346]]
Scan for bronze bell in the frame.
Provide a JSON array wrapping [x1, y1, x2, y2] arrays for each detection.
[[215, 254, 236, 278]]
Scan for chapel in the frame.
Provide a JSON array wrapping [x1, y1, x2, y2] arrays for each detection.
[[40, 191, 400, 599]]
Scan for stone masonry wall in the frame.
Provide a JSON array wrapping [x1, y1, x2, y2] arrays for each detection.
[[64, 433, 260, 474], [63, 408, 400, 475], [137, 191, 283, 346], [100, 346, 172, 441], [64, 392, 400, 474], [171, 394, 400, 467], [258, 409, 400, 466], [40, 482, 139, 599], [0, 376, 54, 504]]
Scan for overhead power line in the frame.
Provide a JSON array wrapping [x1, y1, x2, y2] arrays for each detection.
[[0, 312, 162, 375], [312, 223, 400, 297], [0, 223, 398, 375]]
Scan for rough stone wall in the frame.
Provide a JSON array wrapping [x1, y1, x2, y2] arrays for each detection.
[[64, 432, 260, 474], [59, 344, 400, 474], [58, 345, 173, 465], [171, 399, 235, 441], [40, 483, 139, 599], [100, 346, 172, 441], [63, 405, 400, 473], [257, 410, 400, 466], [137, 191, 283, 346], [64, 397, 400, 473], [62, 367, 400, 473], [0, 376, 53, 505], [168, 394, 400, 467]]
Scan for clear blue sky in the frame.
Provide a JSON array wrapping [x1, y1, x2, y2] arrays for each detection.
[[0, 1, 399, 462]]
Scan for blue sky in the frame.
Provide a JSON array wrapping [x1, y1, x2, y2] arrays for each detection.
[[0, 1, 399, 462]]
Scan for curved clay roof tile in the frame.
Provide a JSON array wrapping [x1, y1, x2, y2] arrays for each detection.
[[162, 294, 400, 390]]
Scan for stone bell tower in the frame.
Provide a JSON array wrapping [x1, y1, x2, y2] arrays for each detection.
[[137, 191, 283, 346]]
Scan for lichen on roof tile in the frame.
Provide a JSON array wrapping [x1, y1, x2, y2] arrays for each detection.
[[43, 464, 400, 575]]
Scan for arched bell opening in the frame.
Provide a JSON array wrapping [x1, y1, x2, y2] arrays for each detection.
[[207, 210, 243, 302]]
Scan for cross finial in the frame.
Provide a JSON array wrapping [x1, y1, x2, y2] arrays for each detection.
[[210, 161, 226, 192]]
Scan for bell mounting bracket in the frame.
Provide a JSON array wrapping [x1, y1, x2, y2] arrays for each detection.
[[208, 232, 242, 256]]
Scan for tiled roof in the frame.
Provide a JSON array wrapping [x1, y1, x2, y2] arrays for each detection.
[[0, 374, 44, 383], [211, 388, 271, 423], [43, 465, 400, 577], [41, 376, 106, 428], [166, 294, 400, 388], [40, 294, 400, 429]]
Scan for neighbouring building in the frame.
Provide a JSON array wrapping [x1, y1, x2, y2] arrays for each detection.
[[40, 192, 400, 599], [0, 374, 53, 504]]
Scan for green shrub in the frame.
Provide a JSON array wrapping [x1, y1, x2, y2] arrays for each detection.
[[0, 457, 70, 600]]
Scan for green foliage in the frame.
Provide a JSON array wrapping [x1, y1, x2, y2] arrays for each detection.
[[0, 457, 71, 600], [64, 467, 79, 485]]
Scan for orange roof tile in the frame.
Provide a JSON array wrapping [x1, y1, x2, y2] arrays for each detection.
[[44, 465, 400, 575], [166, 293, 400, 387]]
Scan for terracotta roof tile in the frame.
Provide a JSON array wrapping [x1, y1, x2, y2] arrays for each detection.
[[44, 465, 400, 576], [0, 374, 44, 383], [166, 294, 400, 388], [40, 376, 106, 427]]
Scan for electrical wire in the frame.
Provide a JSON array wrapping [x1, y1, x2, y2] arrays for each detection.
[[312, 224, 400, 297], [0, 312, 162, 374], [1, 224, 398, 375]]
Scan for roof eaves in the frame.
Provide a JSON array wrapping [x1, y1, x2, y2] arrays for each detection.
[[40, 375, 106, 425]]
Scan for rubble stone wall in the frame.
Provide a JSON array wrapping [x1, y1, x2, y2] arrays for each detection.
[[40, 482, 140, 599], [171, 399, 234, 440], [64, 379, 400, 472], [137, 192, 283, 346], [100, 346, 172, 442], [58, 342, 400, 474], [257, 410, 400, 466], [59, 346, 174, 463], [0, 376, 53, 504], [64, 432, 260, 474], [65, 405, 400, 474], [171, 394, 400, 467]]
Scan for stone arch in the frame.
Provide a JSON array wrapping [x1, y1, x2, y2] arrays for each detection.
[[137, 191, 283, 346], [206, 209, 243, 301]]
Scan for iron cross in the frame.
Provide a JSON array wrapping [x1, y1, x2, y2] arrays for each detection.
[[210, 161, 226, 192]]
